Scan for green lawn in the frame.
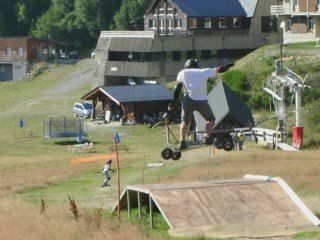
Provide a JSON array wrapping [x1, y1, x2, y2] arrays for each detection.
[[1, 58, 320, 240]]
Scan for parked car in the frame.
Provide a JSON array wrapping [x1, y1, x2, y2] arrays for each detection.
[[73, 102, 93, 118], [91, 49, 96, 58], [69, 51, 79, 59], [60, 52, 66, 59]]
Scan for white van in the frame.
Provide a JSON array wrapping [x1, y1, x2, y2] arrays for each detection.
[[73, 102, 93, 118]]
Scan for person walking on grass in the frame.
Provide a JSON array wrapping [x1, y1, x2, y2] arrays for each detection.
[[168, 59, 233, 150], [237, 130, 246, 150], [232, 130, 239, 151], [101, 159, 115, 187]]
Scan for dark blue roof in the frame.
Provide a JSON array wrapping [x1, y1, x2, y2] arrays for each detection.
[[194, 81, 254, 134], [171, 0, 247, 17], [100, 84, 172, 103]]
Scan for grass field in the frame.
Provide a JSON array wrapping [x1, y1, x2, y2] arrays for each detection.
[[0, 59, 320, 240]]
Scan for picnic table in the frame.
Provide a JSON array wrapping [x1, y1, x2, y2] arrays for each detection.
[[108, 145, 129, 152], [68, 143, 94, 153]]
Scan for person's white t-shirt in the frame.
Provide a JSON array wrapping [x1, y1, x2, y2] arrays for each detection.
[[102, 164, 111, 174], [177, 68, 217, 101]]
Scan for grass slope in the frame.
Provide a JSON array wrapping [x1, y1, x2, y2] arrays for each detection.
[[0, 55, 320, 239]]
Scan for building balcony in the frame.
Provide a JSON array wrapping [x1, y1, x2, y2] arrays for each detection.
[[270, 5, 291, 16]]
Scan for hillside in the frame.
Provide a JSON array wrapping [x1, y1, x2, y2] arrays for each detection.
[[223, 43, 320, 148], [0, 48, 320, 240]]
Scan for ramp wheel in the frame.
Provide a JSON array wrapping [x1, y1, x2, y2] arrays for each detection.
[[213, 138, 224, 149], [171, 151, 181, 161], [161, 148, 173, 160], [223, 139, 233, 151]]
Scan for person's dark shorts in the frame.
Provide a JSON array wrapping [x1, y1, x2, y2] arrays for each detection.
[[181, 95, 215, 124]]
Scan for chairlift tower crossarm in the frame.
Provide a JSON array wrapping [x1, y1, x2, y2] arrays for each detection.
[[264, 64, 307, 130], [263, 74, 286, 131]]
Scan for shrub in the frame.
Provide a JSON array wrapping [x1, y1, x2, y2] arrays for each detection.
[[222, 69, 250, 102]]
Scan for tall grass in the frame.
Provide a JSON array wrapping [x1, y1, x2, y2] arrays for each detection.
[[1, 57, 320, 239], [0, 199, 150, 240]]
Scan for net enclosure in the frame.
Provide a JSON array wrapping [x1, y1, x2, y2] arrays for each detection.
[[43, 117, 87, 141]]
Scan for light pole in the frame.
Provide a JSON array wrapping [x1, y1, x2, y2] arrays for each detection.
[[279, 21, 286, 72]]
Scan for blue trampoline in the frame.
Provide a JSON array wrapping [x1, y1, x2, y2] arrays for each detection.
[[43, 117, 87, 142]]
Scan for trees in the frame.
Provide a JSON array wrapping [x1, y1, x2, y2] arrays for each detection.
[[74, 0, 121, 39], [0, 0, 18, 36], [113, 0, 151, 30], [32, 0, 122, 48], [1, 0, 151, 47], [16, 0, 51, 35]]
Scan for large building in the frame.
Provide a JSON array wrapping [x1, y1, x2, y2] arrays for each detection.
[[271, 0, 320, 43], [0, 36, 65, 81], [92, 0, 280, 87]]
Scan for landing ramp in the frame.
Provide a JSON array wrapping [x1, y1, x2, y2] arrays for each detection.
[[116, 175, 319, 238]]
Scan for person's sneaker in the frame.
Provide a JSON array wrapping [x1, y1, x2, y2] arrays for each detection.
[[177, 141, 188, 150], [201, 136, 213, 145]]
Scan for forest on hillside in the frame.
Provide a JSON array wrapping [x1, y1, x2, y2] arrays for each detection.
[[0, 0, 152, 48]]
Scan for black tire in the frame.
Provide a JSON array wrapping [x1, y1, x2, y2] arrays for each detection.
[[213, 138, 224, 149], [171, 151, 181, 161], [161, 148, 173, 160], [223, 139, 233, 151]]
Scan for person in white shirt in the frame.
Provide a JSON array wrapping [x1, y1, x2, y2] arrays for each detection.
[[101, 159, 114, 187], [168, 59, 233, 150]]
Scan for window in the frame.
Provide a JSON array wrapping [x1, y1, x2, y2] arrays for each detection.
[[167, 19, 173, 34], [180, 51, 187, 60], [175, 19, 182, 28], [286, 18, 292, 31], [294, 0, 298, 5], [167, 4, 174, 15], [159, 8, 164, 15], [201, 50, 211, 59], [165, 52, 172, 61], [128, 52, 133, 61], [160, 19, 165, 34], [270, 17, 277, 32], [149, 19, 157, 29], [189, 18, 197, 28], [261, 16, 277, 33], [308, 17, 315, 31], [219, 18, 227, 28], [172, 51, 181, 61], [204, 18, 212, 28], [5, 47, 12, 56], [233, 17, 241, 28], [159, 3, 165, 15], [195, 51, 201, 58], [187, 51, 196, 59], [17, 47, 23, 56]]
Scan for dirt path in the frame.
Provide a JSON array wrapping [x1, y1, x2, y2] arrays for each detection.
[[14, 59, 95, 108], [44, 60, 95, 96]]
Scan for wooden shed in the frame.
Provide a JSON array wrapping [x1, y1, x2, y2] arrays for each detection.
[[81, 84, 172, 122]]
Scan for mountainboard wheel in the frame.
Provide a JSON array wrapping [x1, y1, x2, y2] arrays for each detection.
[[161, 148, 173, 160], [213, 138, 224, 149], [223, 139, 233, 151], [171, 151, 181, 161]]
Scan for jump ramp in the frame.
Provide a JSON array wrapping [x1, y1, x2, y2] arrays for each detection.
[[114, 175, 319, 238]]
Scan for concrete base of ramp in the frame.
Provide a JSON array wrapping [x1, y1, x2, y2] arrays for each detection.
[[115, 175, 319, 238]]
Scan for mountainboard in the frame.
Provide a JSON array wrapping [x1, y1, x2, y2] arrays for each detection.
[[161, 137, 233, 161]]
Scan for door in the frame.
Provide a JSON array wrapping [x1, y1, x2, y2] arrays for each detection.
[[0, 64, 13, 81]]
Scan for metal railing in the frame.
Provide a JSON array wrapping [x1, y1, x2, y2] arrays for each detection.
[[270, 5, 291, 15]]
